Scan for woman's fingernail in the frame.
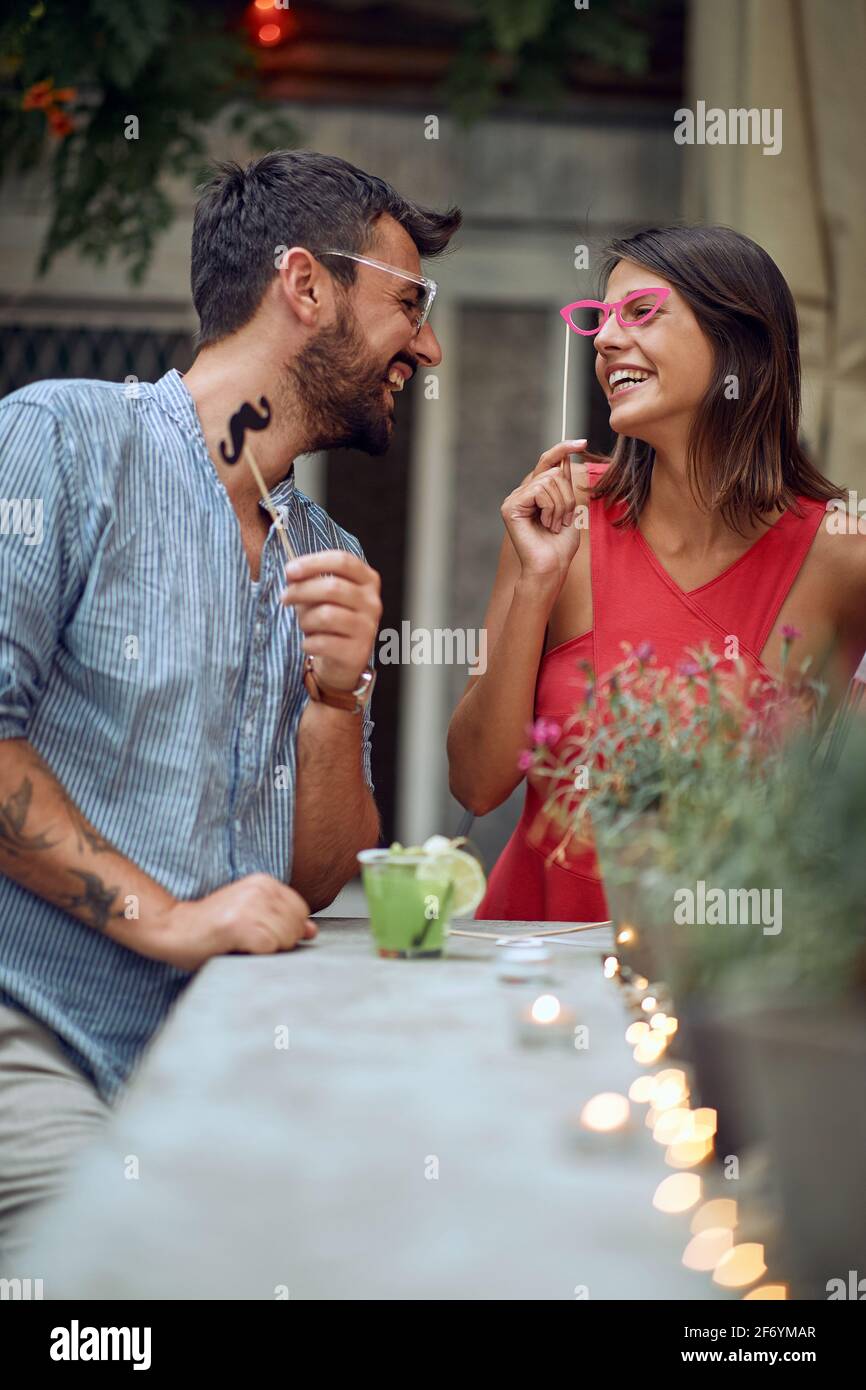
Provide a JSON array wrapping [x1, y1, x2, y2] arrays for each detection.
[[567, 439, 587, 447], [285, 560, 301, 577]]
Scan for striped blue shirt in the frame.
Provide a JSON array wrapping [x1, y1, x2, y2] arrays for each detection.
[[0, 369, 374, 1102]]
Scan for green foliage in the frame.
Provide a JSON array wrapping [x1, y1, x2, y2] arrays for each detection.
[[0, 0, 298, 282], [529, 639, 825, 854], [443, 0, 661, 123], [1, 0, 670, 279], [530, 639, 865, 1005], [657, 726, 866, 1006]]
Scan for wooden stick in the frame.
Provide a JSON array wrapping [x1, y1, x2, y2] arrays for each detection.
[[451, 921, 611, 941], [243, 443, 296, 563], [561, 316, 570, 442]]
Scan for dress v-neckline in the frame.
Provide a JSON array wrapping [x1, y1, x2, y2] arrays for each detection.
[[634, 510, 789, 597]]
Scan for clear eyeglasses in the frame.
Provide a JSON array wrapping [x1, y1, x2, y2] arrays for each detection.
[[316, 249, 438, 335], [560, 287, 671, 336]]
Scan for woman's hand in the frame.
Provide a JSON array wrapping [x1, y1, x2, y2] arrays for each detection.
[[501, 440, 588, 580]]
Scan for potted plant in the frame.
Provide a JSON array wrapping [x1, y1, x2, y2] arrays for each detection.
[[519, 636, 833, 1165], [520, 637, 821, 986], [524, 637, 865, 1294], [668, 724, 866, 1297]]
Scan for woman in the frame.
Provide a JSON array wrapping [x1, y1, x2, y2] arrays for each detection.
[[447, 224, 866, 923]]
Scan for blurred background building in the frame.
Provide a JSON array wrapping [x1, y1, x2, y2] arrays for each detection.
[[1, 0, 862, 883]]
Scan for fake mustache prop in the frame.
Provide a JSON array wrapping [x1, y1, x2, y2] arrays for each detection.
[[219, 397, 296, 563], [219, 396, 272, 465]]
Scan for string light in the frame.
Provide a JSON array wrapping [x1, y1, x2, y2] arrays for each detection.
[[628, 1076, 655, 1103], [652, 1108, 694, 1145], [650, 1070, 689, 1109], [691, 1199, 737, 1233], [653, 1172, 702, 1213], [601, 934, 790, 1303], [665, 1136, 714, 1168], [683, 1228, 733, 1271], [713, 1244, 767, 1288]]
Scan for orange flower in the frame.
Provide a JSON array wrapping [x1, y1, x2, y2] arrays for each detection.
[[22, 79, 55, 110], [21, 79, 77, 133], [46, 106, 74, 138]]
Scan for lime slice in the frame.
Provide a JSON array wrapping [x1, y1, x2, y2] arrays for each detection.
[[421, 835, 486, 918]]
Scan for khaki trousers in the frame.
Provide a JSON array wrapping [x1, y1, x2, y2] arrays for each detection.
[[0, 1001, 110, 1274]]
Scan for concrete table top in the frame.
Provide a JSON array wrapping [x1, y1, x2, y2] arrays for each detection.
[[23, 919, 728, 1300]]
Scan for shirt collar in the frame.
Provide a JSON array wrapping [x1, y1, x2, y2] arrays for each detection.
[[151, 369, 297, 514], [151, 368, 203, 443], [266, 467, 297, 515]]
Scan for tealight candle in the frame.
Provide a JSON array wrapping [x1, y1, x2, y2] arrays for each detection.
[[568, 1091, 637, 1151], [516, 992, 577, 1047], [582, 1091, 631, 1131]]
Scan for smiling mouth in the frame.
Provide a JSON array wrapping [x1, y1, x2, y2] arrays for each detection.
[[608, 368, 653, 399], [386, 366, 408, 393]]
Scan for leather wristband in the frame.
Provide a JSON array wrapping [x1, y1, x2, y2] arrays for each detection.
[[303, 655, 375, 714]]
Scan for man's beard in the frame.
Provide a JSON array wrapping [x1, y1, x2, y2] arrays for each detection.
[[286, 303, 399, 457]]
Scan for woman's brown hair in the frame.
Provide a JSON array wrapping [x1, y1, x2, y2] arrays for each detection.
[[591, 224, 843, 532]]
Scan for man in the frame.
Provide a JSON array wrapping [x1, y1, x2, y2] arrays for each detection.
[[0, 150, 461, 1261]]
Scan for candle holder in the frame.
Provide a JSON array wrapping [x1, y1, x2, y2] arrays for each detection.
[[496, 938, 554, 985]]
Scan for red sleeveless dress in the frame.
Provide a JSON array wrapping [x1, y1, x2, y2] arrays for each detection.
[[476, 465, 827, 923]]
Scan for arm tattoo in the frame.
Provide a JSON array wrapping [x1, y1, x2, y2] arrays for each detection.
[[0, 778, 59, 856], [57, 784, 113, 854], [60, 870, 123, 931], [22, 751, 113, 854]]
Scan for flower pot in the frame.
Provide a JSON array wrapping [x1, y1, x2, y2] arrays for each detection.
[[594, 812, 672, 981], [674, 997, 763, 1160], [733, 1002, 866, 1298]]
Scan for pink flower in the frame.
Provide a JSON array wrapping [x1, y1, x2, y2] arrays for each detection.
[[634, 641, 655, 662], [780, 624, 802, 641], [518, 749, 535, 771], [677, 659, 701, 678], [531, 718, 561, 746]]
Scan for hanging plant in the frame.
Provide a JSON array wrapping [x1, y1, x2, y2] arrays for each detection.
[[0, 0, 299, 283], [441, 0, 663, 123], [0, 0, 671, 282]]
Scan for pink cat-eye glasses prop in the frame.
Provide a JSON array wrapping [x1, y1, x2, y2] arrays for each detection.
[[560, 287, 671, 337]]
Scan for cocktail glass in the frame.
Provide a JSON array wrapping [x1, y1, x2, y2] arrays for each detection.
[[358, 848, 456, 958]]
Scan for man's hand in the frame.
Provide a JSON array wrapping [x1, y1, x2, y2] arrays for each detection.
[[147, 874, 317, 972], [280, 550, 382, 691]]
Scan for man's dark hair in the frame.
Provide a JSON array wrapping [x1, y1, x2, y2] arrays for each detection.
[[191, 150, 462, 346]]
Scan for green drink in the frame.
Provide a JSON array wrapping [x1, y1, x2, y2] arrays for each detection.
[[358, 848, 456, 958]]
